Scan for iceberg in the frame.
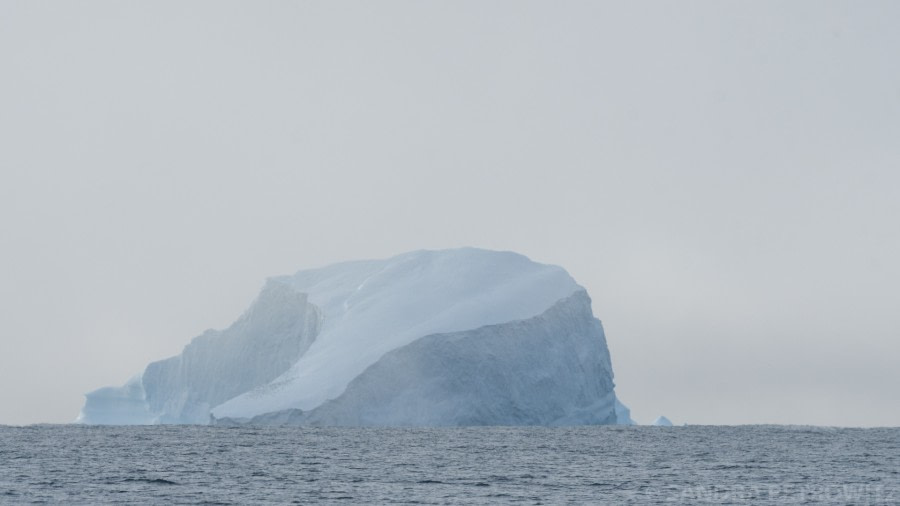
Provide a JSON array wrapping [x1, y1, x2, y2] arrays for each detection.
[[78, 248, 630, 426], [651, 416, 674, 426], [615, 399, 637, 426]]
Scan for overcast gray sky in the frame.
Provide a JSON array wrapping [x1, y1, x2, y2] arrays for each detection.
[[1, 1, 898, 427]]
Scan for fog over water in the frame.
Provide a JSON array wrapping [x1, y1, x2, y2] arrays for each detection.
[[1, 1, 898, 426]]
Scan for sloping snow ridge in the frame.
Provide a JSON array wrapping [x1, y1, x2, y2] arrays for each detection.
[[78, 248, 628, 426], [78, 281, 320, 424]]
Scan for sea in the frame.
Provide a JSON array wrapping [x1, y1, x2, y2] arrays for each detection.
[[0, 425, 897, 504]]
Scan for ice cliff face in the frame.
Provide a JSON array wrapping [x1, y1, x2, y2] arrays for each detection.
[[221, 290, 616, 426], [77, 282, 320, 424], [78, 248, 628, 426]]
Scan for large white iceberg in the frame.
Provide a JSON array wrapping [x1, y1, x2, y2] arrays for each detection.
[[77, 248, 631, 426]]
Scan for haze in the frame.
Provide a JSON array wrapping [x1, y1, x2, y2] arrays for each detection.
[[1, 1, 898, 427]]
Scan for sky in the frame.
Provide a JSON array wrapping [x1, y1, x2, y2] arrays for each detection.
[[1, 1, 898, 427]]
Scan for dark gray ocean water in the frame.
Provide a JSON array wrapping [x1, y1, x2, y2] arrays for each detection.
[[0, 425, 897, 505]]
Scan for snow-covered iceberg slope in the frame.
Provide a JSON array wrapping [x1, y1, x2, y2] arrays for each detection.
[[78, 282, 321, 424], [78, 248, 629, 426]]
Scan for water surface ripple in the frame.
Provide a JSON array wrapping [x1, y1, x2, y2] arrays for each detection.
[[1, 425, 897, 504]]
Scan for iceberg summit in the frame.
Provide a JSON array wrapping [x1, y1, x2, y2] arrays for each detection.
[[78, 248, 632, 426]]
